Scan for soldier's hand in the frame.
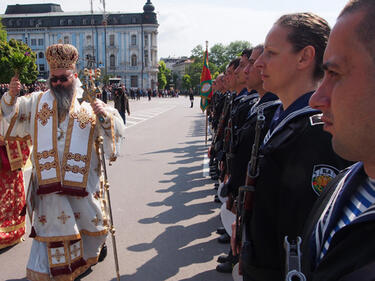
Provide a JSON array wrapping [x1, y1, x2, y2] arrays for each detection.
[[9, 75, 21, 97], [91, 99, 107, 117]]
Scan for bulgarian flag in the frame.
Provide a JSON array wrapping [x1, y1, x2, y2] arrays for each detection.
[[199, 45, 213, 112]]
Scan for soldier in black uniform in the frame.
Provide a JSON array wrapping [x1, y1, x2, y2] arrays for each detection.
[[232, 13, 352, 281], [301, 1, 375, 280], [216, 50, 261, 273], [227, 44, 281, 203], [209, 59, 240, 183]]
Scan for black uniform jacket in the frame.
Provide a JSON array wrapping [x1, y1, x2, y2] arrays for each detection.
[[228, 93, 281, 197], [242, 93, 352, 281], [302, 162, 375, 281], [212, 92, 226, 131], [231, 89, 259, 134]]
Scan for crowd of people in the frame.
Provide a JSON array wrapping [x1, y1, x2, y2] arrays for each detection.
[[205, 1, 375, 280], [0, 0, 375, 280], [100, 85, 180, 102]]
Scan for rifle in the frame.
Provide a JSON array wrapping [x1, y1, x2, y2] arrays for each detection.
[[234, 108, 265, 274], [222, 93, 236, 176], [212, 92, 232, 146], [82, 69, 120, 281], [284, 236, 306, 281]]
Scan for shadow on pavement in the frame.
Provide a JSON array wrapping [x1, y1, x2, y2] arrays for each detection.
[[120, 113, 228, 280]]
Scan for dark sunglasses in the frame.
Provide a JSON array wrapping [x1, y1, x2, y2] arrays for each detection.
[[50, 74, 72, 83]]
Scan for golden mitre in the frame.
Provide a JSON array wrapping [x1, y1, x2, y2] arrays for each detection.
[[46, 44, 79, 70]]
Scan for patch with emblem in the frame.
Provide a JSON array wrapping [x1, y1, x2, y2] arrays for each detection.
[[310, 113, 324, 126], [311, 164, 339, 195]]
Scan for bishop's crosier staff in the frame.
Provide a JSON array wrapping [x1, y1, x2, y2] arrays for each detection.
[[82, 68, 121, 281]]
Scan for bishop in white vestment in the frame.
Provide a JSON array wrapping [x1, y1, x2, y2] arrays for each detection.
[[1, 44, 125, 281]]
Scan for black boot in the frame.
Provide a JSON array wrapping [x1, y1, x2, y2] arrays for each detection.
[[98, 243, 107, 262], [218, 233, 230, 243], [216, 261, 233, 273], [216, 226, 226, 235], [217, 254, 229, 263]]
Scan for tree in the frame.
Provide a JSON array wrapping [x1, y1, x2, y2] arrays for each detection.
[[224, 41, 252, 61], [157, 60, 167, 90], [186, 40, 252, 89], [165, 67, 173, 89], [190, 45, 203, 59], [0, 39, 38, 84], [0, 18, 6, 42], [210, 43, 226, 70], [182, 74, 192, 91]]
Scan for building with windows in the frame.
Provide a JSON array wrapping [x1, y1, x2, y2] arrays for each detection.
[[160, 57, 194, 89], [1, 1, 159, 89]]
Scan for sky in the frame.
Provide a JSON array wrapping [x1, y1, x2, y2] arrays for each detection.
[[0, 0, 348, 59]]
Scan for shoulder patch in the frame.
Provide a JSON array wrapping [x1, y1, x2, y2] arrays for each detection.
[[311, 164, 340, 195], [310, 113, 324, 126]]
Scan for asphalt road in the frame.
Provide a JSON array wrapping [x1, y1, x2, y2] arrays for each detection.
[[0, 96, 232, 281]]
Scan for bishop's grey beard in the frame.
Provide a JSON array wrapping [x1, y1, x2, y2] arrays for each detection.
[[48, 79, 76, 122]]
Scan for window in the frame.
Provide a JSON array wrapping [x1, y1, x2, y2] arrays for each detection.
[[39, 52, 44, 59], [144, 34, 148, 46], [86, 35, 92, 46], [30, 19, 35, 26], [110, 54, 115, 68], [60, 19, 66, 26], [131, 55, 137, 66], [38, 39, 44, 46], [131, 35, 137, 46], [83, 18, 88, 25], [31, 39, 37, 46], [64, 36, 69, 44], [144, 50, 148, 67], [39, 64, 45, 72], [68, 19, 73, 25], [109, 34, 115, 46], [131, 76, 138, 88]]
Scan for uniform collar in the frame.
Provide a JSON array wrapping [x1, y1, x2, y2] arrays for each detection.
[[247, 92, 281, 120], [269, 91, 315, 133], [234, 88, 248, 101]]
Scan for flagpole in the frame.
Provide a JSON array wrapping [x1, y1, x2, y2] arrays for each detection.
[[205, 41, 209, 145], [205, 108, 208, 145]]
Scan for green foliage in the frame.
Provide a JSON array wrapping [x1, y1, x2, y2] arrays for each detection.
[[210, 43, 226, 69], [0, 39, 38, 84], [186, 40, 252, 90], [157, 60, 167, 90], [0, 18, 6, 42], [165, 67, 173, 89], [182, 74, 192, 90], [225, 41, 252, 62]]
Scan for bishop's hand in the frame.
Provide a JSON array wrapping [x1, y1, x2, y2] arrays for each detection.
[[91, 99, 107, 118], [9, 75, 21, 97]]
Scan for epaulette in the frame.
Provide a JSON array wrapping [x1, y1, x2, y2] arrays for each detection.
[[309, 113, 324, 126]]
